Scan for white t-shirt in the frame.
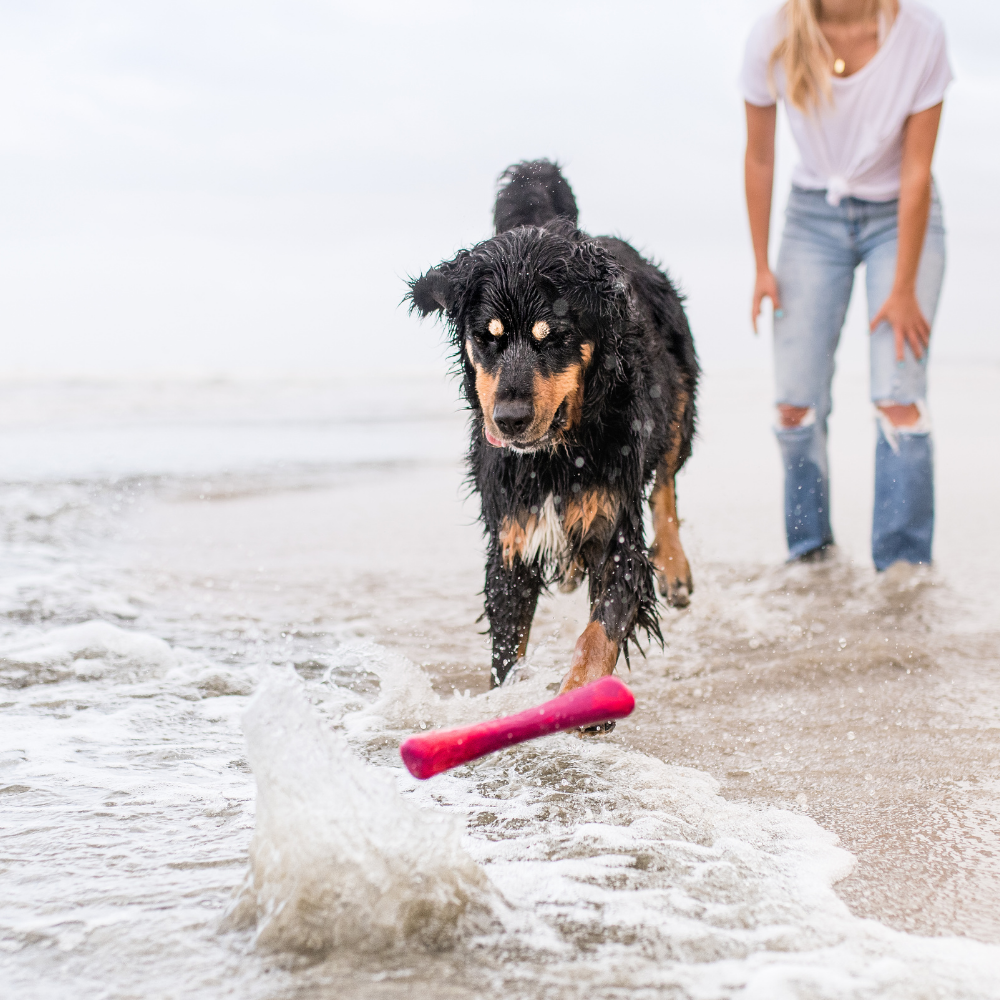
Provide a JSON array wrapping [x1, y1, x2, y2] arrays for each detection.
[[740, 1, 952, 204]]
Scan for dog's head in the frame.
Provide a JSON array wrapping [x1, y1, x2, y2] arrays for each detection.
[[409, 228, 626, 452]]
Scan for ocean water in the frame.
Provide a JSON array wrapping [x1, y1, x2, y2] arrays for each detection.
[[2, 368, 999, 999]]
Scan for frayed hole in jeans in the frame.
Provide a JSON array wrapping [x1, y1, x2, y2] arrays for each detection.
[[874, 400, 931, 453], [775, 405, 816, 431]]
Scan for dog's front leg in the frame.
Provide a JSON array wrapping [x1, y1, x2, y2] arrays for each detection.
[[484, 545, 542, 687], [558, 514, 655, 694]]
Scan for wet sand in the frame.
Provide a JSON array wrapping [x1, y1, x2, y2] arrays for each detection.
[[631, 574, 1000, 944]]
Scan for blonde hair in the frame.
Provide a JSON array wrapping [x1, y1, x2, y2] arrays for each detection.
[[770, 0, 897, 113]]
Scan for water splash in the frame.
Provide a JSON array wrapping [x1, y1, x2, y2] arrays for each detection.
[[224, 669, 494, 956]]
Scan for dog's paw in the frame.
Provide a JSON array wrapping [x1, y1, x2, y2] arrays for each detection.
[[658, 571, 693, 608], [577, 720, 616, 736]]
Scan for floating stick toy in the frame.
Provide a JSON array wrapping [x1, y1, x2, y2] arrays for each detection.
[[399, 676, 635, 779]]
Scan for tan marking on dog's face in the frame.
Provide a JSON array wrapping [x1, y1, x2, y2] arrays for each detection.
[[488, 318, 504, 337], [522, 363, 584, 441], [564, 489, 618, 540], [475, 366, 502, 437], [466, 339, 507, 442], [531, 320, 550, 341], [580, 342, 593, 368]]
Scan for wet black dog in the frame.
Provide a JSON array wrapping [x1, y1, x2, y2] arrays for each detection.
[[409, 161, 698, 694]]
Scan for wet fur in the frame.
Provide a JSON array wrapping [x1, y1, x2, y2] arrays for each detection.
[[409, 160, 698, 686]]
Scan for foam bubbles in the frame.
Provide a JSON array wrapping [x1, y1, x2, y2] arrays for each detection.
[[0, 619, 176, 687]]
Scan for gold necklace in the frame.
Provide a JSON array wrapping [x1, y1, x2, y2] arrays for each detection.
[[833, 57, 846, 75]]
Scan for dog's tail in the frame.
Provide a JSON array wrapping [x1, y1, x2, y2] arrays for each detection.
[[493, 160, 578, 234]]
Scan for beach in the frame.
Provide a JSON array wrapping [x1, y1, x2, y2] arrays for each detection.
[[2, 363, 999, 998]]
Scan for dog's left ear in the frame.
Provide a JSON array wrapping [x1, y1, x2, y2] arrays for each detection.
[[564, 244, 628, 325], [409, 268, 456, 316]]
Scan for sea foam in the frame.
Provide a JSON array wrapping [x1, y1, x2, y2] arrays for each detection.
[[0, 620, 176, 687]]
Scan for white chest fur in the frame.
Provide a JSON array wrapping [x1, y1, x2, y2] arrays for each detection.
[[519, 494, 569, 566]]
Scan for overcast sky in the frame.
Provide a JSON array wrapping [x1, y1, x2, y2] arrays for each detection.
[[1, 0, 997, 378]]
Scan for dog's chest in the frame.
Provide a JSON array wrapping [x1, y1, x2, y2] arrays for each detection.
[[516, 494, 568, 566], [499, 490, 618, 572]]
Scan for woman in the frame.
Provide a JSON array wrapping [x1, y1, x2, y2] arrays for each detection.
[[741, 0, 951, 569]]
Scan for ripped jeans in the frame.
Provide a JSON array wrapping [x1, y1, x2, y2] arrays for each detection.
[[773, 185, 946, 569]]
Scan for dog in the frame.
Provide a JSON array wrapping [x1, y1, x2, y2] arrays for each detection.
[[409, 161, 698, 697]]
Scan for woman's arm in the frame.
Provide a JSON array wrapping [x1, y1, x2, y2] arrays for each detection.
[[745, 101, 781, 331], [870, 101, 944, 361]]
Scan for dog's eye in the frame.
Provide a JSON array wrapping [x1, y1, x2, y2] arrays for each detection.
[[473, 329, 501, 350]]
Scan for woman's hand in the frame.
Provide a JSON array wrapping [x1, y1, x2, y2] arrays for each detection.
[[870, 287, 930, 361], [752, 269, 781, 334]]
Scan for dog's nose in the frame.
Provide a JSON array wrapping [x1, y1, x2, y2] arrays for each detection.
[[493, 398, 534, 437]]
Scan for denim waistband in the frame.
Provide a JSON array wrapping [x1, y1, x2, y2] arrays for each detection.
[[788, 182, 941, 220]]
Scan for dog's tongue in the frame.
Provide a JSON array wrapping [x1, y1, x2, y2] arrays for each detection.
[[484, 429, 505, 448]]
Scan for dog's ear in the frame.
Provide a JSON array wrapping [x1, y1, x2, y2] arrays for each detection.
[[564, 244, 628, 325], [408, 267, 457, 316]]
